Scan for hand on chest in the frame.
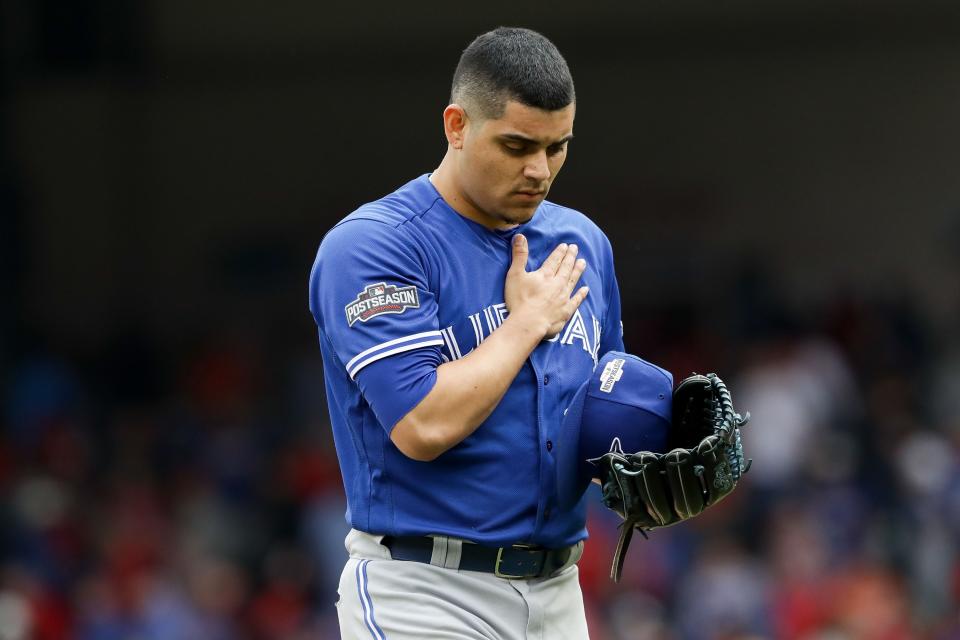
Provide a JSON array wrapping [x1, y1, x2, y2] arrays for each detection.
[[433, 243, 604, 367]]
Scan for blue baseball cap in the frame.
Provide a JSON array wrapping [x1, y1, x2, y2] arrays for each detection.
[[555, 351, 673, 509]]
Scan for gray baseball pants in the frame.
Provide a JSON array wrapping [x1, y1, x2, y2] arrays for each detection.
[[336, 529, 590, 639]]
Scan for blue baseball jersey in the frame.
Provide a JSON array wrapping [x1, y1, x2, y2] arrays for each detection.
[[308, 174, 624, 548]]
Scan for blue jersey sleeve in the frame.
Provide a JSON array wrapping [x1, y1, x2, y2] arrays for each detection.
[[600, 236, 625, 354], [310, 218, 444, 431], [355, 347, 439, 433]]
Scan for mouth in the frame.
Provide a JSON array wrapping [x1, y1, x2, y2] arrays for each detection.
[[514, 190, 546, 199]]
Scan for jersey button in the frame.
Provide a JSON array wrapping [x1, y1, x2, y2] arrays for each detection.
[[543, 375, 550, 385], [546, 440, 553, 452]]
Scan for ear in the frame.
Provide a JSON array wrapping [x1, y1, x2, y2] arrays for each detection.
[[442, 104, 468, 149]]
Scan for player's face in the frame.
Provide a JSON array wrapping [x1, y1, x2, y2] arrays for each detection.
[[459, 100, 575, 228]]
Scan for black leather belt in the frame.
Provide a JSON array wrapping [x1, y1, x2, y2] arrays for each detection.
[[381, 535, 578, 580]]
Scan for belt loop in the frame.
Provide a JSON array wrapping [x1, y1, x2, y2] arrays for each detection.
[[557, 540, 584, 574], [443, 538, 463, 569], [429, 536, 449, 567], [571, 540, 584, 564]]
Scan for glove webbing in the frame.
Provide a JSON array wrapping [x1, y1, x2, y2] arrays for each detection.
[[708, 372, 737, 445], [708, 372, 751, 479]]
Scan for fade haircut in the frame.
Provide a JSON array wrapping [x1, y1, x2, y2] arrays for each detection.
[[451, 27, 575, 120]]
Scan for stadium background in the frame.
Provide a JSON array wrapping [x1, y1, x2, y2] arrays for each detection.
[[2, 1, 959, 637]]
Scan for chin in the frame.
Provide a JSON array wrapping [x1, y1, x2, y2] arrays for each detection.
[[502, 211, 536, 226], [505, 203, 540, 222]]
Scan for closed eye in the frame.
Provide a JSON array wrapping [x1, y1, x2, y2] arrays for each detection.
[[499, 135, 572, 156]]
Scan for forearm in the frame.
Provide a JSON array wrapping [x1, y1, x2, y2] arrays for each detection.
[[391, 236, 587, 462], [391, 311, 545, 460]]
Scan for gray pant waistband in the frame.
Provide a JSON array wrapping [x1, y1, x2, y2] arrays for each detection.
[[345, 529, 584, 575]]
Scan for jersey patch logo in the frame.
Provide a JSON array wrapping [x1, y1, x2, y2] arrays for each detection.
[[345, 282, 420, 327]]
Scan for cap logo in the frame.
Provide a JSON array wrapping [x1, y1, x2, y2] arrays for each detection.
[[599, 358, 626, 393], [608, 437, 625, 454]]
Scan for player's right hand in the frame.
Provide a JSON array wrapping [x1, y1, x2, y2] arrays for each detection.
[[504, 234, 589, 340]]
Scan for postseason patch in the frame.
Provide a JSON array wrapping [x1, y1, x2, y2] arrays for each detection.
[[599, 358, 626, 393], [345, 282, 420, 327]]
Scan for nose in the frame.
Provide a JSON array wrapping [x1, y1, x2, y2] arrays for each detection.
[[523, 150, 550, 182]]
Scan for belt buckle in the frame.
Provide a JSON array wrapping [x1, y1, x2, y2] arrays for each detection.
[[494, 545, 534, 579]]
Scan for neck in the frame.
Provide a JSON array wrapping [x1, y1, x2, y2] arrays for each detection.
[[430, 151, 517, 230]]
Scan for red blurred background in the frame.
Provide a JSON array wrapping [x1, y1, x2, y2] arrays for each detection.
[[2, 2, 960, 638]]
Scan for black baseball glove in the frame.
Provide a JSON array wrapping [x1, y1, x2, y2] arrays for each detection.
[[588, 373, 751, 582]]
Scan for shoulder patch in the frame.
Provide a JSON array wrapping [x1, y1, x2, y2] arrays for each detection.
[[345, 282, 420, 326]]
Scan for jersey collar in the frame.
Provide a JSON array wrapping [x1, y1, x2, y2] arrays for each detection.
[[418, 173, 542, 245]]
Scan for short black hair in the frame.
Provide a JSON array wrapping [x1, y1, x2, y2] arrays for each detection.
[[451, 27, 575, 119]]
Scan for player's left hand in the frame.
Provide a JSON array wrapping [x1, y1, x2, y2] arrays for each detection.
[[589, 372, 751, 581]]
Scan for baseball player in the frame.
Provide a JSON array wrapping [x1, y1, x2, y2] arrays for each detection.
[[309, 27, 624, 639]]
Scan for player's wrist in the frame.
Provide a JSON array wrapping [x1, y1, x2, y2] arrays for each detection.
[[502, 308, 552, 342]]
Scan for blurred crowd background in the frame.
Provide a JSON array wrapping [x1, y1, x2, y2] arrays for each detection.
[[3, 1, 960, 638]]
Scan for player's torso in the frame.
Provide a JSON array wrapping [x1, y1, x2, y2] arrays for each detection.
[[415, 200, 610, 456], [424, 206, 605, 385], [387, 200, 610, 542], [316, 177, 615, 544]]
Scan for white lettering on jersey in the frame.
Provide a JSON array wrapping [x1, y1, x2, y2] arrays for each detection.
[[469, 312, 485, 347], [440, 326, 464, 360], [470, 303, 509, 348], [591, 315, 602, 366], [445, 302, 601, 363], [493, 303, 509, 326], [560, 309, 591, 354], [483, 307, 497, 334]]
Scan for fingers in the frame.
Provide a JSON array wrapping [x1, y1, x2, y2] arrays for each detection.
[[509, 234, 529, 274], [540, 242, 568, 275], [555, 243, 579, 283], [567, 286, 590, 312], [565, 258, 587, 295]]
